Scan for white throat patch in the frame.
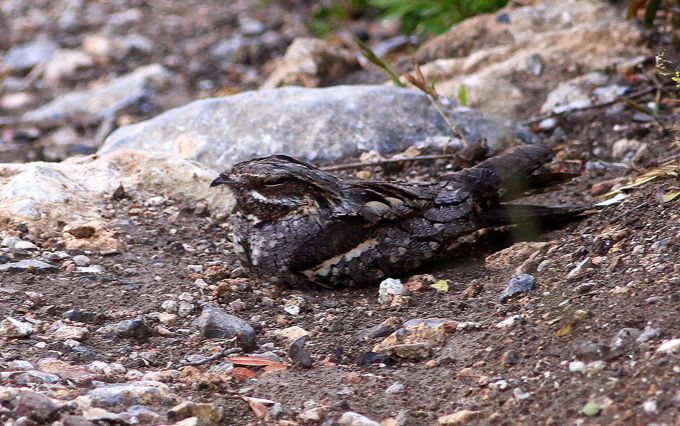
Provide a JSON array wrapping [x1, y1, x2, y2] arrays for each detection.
[[249, 190, 298, 207]]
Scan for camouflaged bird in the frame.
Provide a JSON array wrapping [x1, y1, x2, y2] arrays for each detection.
[[210, 145, 581, 289]]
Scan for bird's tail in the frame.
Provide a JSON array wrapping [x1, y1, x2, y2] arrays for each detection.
[[450, 144, 578, 199], [450, 144, 587, 227], [472, 144, 554, 193], [483, 203, 589, 228]]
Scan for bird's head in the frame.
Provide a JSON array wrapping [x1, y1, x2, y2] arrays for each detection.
[[211, 155, 344, 219]]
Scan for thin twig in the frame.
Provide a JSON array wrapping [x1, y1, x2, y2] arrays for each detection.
[[610, 201, 648, 223], [321, 154, 461, 172], [352, 38, 469, 148], [405, 61, 469, 147], [321, 140, 487, 172], [521, 86, 659, 126], [177, 347, 242, 367]]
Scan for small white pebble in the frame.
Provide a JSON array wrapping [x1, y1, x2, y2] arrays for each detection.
[[146, 196, 165, 207], [586, 360, 607, 372], [14, 241, 37, 251], [495, 315, 522, 329], [72, 255, 91, 266], [569, 361, 586, 373], [161, 300, 178, 313], [187, 264, 203, 273], [178, 292, 193, 301], [489, 379, 508, 391], [513, 388, 532, 400], [657, 338, 680, 354], [643, 400, 658, 414], [385, 382, 404, 394], [284, 305, 300, 316]]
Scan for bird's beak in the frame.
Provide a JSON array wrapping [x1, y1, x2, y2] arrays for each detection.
[[210, 174, 233, 187]]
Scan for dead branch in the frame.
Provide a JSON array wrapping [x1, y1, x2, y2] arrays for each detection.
[[522, 86, 660, 126], [405, 61, 469, 147], [321, 140, 487, 172], [177, 346, 242, 367]]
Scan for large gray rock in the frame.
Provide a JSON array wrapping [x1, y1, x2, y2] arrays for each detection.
[[0, 150, 234, 243], [99, 85, 536, 170], [22, 64, 172, 123]]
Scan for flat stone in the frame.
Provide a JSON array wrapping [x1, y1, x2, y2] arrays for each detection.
[[36, 358, 99, 384], [1, 236, 21, 248], [541, 72, 608, 114], [272, 325, 309, 345], [485, 241, 547, 271], [7, 360, 35, 370], [299, 406, 326, 423], [4, 40, 58, 71], [0, 317, 34, 337], [499, 274, 536, 303], [22, 64, 172, 123], [567, 257, 591, 279], [385, 382, 404, 394], [14, 240, 38, 250], [438, 410, 479, 425], [0, 259, 57, 272], [0, 370, 61, 385], [657, 338, 680, 355], [52, 325, 89, 341], [72, 255, 91, 266], [112, 319, 152, 340], [13, 390, 58, 422], [637, 325, 661, 343], [44, 49, 94, 82], [0, 92, 35, 110], [0, 150, 233, 239], [168, 401, 223, 424], [61, 415, 96, 426], [356, 351, 394, 367], [88, 361, 126, 376], [87, 381, 175, 407], [64, 309, 108, 324], [76, 266, 103, 274], [338, 411, 382, 426], [194, 305, 257, 351], [495, 315, 522, 329], [373, 318, 456, 360]]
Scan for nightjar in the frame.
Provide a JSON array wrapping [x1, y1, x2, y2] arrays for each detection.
[[210, 145, 581, 288]]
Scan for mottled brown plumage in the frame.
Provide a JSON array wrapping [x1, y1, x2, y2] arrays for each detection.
[[211, 145, 582, 288]]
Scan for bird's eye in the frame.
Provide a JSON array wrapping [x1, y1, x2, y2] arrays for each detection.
[[264, 177, 287, 186]]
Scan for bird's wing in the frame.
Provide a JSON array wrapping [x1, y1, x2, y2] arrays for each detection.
[[338, 180, 470, 223]]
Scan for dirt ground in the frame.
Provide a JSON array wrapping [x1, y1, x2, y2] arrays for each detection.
[[2, 80, 679, 424], [1, 1, 680, 425]]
